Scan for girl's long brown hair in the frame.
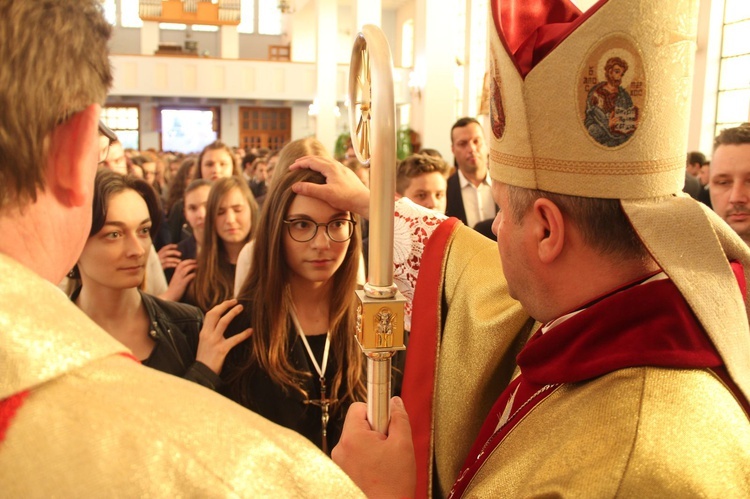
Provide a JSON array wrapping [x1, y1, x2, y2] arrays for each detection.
[[229, 138, 366, 407], [192, 176, 258, 312], [165, 157, 195, 213]]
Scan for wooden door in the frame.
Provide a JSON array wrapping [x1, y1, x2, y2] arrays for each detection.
[[239, 107, 291, 152]]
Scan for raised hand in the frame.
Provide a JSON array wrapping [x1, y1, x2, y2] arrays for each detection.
[[196, 299, 252, 375], [289, 155, 371, 218], [157, 243, 182, 270], [159, 258, 196, 302]]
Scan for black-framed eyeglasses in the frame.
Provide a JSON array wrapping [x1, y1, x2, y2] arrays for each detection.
[[283, 218, 357, 243], [98, 120, 117, 165]]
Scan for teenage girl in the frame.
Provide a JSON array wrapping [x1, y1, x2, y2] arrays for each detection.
[[222, 138, 366, 454]]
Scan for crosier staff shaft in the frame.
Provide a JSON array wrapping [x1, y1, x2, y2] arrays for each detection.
[[349, 25, 405, 435]]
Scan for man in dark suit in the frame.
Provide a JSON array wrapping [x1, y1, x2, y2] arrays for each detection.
[[446, 118, 498, 234], [684, 151, 705, 200]]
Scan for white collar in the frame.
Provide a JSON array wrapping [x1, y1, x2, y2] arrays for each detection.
[[457, 168, 491, 189]]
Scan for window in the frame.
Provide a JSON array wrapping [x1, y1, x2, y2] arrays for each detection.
[[467, 0, 488, 117], [258, 0, 282, 35], [192, 24, 220, 32], [121, 0, 143, 28], [101, 0, 116, 25], [715, 0, 750, 137], [238, 0, 255, 34], [454, 0, 467, 115], [401, 19, 414, 68], [160, 23, 187, 30], [101, 106, 140, 150], [161, 109, 219, 154]]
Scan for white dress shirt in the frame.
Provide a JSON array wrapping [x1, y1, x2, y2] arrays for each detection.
[[457, 169, 495, 228]]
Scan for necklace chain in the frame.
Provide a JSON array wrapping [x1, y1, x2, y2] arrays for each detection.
[[290, 307, 330, 379], [289, 305, 335, 454]]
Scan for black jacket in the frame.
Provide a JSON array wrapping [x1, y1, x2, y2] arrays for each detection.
[[71, 288, 222, 390], [445, 173, 468, 225], [140, 292, 223, 390], [445, 173, 499, 228]]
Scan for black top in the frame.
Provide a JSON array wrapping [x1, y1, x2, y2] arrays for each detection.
[[221, 312, 353, 454], [445, 173, 468, 225], [70, 288, 222, 390], [177, 235, 198, 261], [249, 179, 267, 200], [473, 219, 497, 241], [167, 199, 190, 245], [165, 235, 197, 283]]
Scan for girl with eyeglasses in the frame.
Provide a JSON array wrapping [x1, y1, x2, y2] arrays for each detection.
[[222, 138, 366, 455]]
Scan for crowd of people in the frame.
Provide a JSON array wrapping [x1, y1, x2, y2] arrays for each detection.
[[85, 123, 462, 456], [2, 0, 749, 497]]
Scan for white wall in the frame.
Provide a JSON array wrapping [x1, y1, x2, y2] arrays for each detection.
[[109, 24, 283, 60], [139, 101, 160, 150], [110, 27, 141, 54], [395, 0, 416, 69], [381, 9, 398, 61], [691, 0, 724, 155], [220, 103, 240, 147], [291, 1, 317, 62], [239, 33, 285, 59], [291, 3, 399, 64], [337, 5, 354, 64]]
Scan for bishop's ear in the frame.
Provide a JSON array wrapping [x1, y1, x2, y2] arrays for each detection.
[[46, 104, 101, 207], [531, 197, 565, 264]]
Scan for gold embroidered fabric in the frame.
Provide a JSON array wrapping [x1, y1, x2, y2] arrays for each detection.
[[0, 253, 363, 497], [488, 0, 698, 200], [486, 0, 750, 408], [465, 368, 750, 497], [429, 226, 533, 497]]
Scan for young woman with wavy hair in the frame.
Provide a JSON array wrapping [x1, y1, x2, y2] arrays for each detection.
[[188, 176, 258, 312], [222, 138, 366, 455], [72, 170, 249, 390]]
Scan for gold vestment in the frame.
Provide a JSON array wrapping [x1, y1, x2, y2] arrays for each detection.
[[0, 253, 363, 497]]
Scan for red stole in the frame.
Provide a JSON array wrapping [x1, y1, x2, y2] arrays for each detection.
[[448, 275, 747, 498], [401, 217, 461, 499]]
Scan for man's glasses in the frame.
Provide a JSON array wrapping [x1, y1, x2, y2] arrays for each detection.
[[283, 218, 356, 243], [98, 120, 117, 165]]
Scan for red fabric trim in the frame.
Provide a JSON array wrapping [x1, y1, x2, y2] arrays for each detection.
[[0, 391, 30, 444], [401, 217, 460, 499], [519, 278, 722, 385], [119, 352, 141, 364], [491, 0, 608, 78], [449, 377, 560, 499], [730, 260, 746, 297], [450, 276, 747, 498]]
